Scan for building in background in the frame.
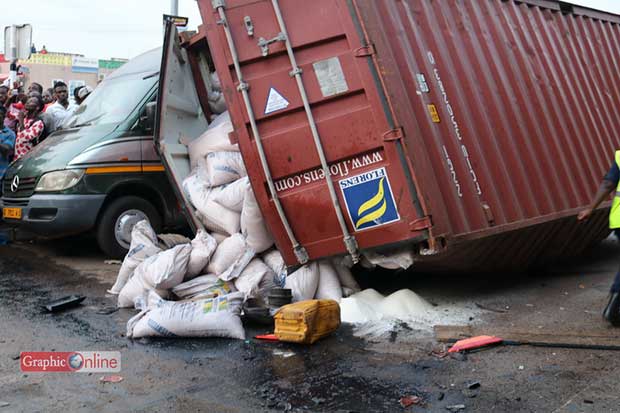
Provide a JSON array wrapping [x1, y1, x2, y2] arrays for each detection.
[[0, 52, 127, 101]]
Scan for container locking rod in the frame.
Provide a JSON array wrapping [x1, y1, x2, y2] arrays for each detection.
[[270, 0, 360, 263], [213, 1, 309, 265]]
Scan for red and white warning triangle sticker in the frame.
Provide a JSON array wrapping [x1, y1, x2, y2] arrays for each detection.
[[264, 87, 290, 114]]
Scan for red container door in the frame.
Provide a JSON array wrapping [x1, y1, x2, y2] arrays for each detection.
[[199, 0, 428, 265]]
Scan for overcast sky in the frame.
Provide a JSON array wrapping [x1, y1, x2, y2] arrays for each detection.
[[0, 0, 619, 60]]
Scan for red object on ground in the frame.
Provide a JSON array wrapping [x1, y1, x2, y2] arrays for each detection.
[[400, 395, 423, 408], [99, 375, 123, 383], [197, 0, 616, 270], [448, 336, 503, 353], [254, 334, 279, 341]]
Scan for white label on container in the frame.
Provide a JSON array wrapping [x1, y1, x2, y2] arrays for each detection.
[[313, 57, 349, 97], [416, 73, 429, 93], [265, 87, 290, 114]]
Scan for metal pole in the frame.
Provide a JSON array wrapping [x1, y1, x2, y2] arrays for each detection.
[[170, 0, 179, 15], [9, 26, 17, 88]]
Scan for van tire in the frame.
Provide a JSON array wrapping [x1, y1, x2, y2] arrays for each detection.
[[96, 196, 162, 259]]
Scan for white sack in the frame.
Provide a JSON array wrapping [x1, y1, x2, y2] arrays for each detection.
[[209, 71, 221, 91], [207, 234, 255, 281], [284, 262, 320, 302], [183, 174, 241, 235], [213, 177, 248, 212], [172, 274, 236, 300], [315, 261, 343, 302], [204, 151, 247, 187], [332, 257, 361, 294], [108, 220, 160, 295], [234, 258, 275, 300], [187, 112, 237, 169], [186, 230, 218, 279], [208, 90, 227, 115], [140, 244, 192, 290], [212, 232, 228, 245], [117, 266, 169, 308], [262, 249, 287, 287], [157, 233, 190, 250], [363, 249, 415, 270], [127, 291, 245, 339], [240, 185, 274, 253]]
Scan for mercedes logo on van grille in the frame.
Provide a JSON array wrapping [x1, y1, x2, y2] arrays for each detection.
[[11, 175, 19, 192]]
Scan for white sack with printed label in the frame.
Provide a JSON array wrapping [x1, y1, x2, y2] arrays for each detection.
[[186, 230, 218, 279], [139, 244, 192, 290], [187, 112, 237, 168], [172, 274, 236, 300], [108, 220, 160, 295], [213, 177, 248, 212], [233, 258, 275, 301], [207, 233, 255, 281], [204, 151, 247, 187], [127, 291, 245, 339], [240, 185, 274, 253], [284, 262, 320, 302]]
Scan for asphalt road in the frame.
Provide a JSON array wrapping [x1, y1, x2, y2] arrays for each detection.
[[1, 236, 620, 412]]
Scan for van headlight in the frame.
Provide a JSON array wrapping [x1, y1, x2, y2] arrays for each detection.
[[35, 169, 85, 192]]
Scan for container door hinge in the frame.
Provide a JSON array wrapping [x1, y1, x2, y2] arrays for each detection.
[[410, 216, 432, 231], [354, 44, 376, 57], [383, 127, 404, 142]]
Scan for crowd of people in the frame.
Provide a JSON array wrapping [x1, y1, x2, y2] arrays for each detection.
[[0, 81, 92, 174]]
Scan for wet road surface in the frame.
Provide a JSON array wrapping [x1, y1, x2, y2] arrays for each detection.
[[1, 237, 620, 412]]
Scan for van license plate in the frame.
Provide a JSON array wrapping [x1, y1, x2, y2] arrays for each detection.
[[3, 208, 22, 219]]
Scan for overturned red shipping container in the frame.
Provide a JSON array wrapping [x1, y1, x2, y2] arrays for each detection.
[[195, 0, 617, 270]]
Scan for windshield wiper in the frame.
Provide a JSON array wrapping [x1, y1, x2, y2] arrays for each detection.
[[142, 71, 160, 80]]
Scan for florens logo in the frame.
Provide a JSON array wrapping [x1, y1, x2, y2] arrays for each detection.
[[20, 351, 121, 373], [339, 167, 400, 231]]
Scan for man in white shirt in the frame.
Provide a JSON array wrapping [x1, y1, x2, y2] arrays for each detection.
[[46, 81, 77, 130]]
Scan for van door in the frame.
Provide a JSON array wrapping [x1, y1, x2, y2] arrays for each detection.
[[154, 22, 209, 232]]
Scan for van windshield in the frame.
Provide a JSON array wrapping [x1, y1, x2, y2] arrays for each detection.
[[65, 73, 158, 128]]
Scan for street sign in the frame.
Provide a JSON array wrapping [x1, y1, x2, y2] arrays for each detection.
[[3, 24, 32, 61]]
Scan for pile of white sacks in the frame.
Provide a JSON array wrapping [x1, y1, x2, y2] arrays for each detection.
[[107, 112, 362, 340]]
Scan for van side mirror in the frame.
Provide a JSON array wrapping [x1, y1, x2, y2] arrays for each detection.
[[142, 101, 157, 132]]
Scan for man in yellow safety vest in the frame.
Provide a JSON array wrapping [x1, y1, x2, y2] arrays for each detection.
[[578, 151, 620, 326]]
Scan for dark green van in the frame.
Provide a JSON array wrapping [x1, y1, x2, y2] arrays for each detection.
[[1, 48, 184, 257]]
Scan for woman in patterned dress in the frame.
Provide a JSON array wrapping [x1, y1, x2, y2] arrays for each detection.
[[15, 95, 44, 160]]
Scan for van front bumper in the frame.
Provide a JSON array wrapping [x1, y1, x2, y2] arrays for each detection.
[[0, 194, 106, 236]]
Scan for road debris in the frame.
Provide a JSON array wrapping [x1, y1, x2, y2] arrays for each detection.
[[43, 295, 85, 312], [399, 395, 422, 407], [448, 335, 503, 353], [96, 307, 119, 315], [254, 334, 278, 341], [446, 404, 466, 412], [104, 260, 122, 265], [0, 402, 10, 408], [100, 375, 123, 383]]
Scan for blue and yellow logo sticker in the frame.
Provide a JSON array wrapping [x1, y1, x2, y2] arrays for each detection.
[[339, 167, 400, 231]]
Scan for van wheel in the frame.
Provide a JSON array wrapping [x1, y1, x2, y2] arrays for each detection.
[[96, 196, 162, 258]]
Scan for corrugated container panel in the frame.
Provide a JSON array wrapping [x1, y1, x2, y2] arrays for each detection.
[[355, 0, 618, 246], [198, 0, 616, 269]]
